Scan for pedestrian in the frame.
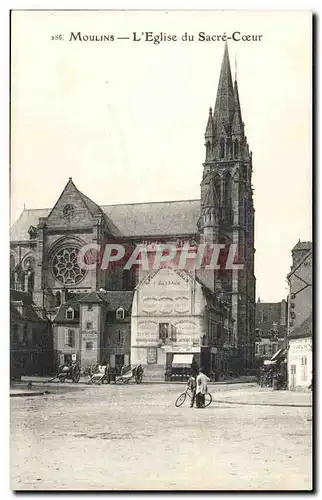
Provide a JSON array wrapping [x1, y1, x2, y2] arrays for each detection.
[[196, 368, 210, 408], [104, 363, 110, 384], [136, 364, 143, 383], [187, 372, 197, 408]]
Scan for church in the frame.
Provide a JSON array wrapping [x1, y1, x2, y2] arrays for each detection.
[[10, 44, 256, 379]]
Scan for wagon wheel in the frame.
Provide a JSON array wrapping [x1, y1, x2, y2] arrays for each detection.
[[136, 374, 143, 384], [73, 372, 80, 383], [204, 393, 212, 407]]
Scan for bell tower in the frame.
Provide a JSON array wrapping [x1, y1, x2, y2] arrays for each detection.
[[198, 43, 256, 372]]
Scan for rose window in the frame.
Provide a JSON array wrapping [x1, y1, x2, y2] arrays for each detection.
[[51, 247, 86, 285]]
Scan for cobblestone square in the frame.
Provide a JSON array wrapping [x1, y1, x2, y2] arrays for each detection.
[[10, 383, 312, 491]]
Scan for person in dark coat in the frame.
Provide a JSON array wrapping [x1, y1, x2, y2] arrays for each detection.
[[187, 372, 197, 408]]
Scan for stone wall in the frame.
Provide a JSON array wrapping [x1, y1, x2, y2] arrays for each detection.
[[288, 253, 312, 332]]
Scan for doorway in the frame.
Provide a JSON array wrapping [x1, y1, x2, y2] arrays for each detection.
[[64, 354, 72, 364], [114, 355, 125, 376]]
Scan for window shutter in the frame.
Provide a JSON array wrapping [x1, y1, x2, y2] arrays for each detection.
[[64, 328, 69, 346]]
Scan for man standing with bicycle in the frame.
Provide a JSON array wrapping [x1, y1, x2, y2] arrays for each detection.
[[196, 368, 210, 408]]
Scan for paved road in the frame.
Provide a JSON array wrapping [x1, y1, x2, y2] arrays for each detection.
[[10, 383, 312, 491]]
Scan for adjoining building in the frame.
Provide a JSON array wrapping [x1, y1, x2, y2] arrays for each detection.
[[10, 44, 256, 378], [52, 290, 133, 370], [131, 267, 235, 380], [287, 241, 312, 391], [10, 289, 52, 379]]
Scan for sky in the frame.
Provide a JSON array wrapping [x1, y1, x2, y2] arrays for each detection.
[[10, 9, 312, 302]]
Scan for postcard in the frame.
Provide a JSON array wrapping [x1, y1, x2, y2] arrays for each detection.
[[10, 9, 312, 491]]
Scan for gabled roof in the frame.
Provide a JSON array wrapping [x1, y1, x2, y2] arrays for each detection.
[[53, 294, 87, 324], [10, 289, 34, 305], [77, 291, 107, 304], [24, 306, 47, 323], [194, 274, 216, 299], [10, 289, 47, 323], [11, 199, 201, 242], [255, 301, 287, 338], [255, 302, 282, 324], [78, 189, 123, 237], [78, 190, 103, 217], [53, 291, 135, 324], [11, 209, 49, 241], [101, 199, 200, 238], [287, 249, 312, 278], [99, 291, 134, 312], [78, 290, 134, 312], [292, 240, 312, 252]]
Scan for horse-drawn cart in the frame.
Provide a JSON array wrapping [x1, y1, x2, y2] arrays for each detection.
[[52, 362, 81, 383], [115, 364, 144, 384], [87, 365, 110, 385]]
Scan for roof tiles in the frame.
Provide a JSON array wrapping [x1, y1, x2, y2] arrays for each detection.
[[11, 200, 200, 241]]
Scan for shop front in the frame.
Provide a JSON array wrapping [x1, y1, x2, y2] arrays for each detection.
[[166, 353, 200, 381], [288, 336, 312, 391], [131, 267, 210, 381]]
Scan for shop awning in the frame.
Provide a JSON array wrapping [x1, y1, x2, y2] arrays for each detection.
[[172, 354, 194, 367]]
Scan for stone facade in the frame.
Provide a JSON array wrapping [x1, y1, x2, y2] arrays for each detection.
[[288, 333, 312, 391], [287, 241, 312, 391], [254, 299, 287, 363], [10, 290, 52, 377], [198, 44, 256, 371], [10, 45, 256, 377], [52, 291, 133, 370], [288, 241, 312, 332], [131, 267, 222, 378]]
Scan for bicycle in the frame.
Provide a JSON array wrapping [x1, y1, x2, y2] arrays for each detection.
[[175, 388, 212, 407]]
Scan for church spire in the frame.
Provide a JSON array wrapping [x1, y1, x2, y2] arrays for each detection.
[[213, 43, 235, 135], [205, 107, 214, 140], [232, 79, 244, 136]]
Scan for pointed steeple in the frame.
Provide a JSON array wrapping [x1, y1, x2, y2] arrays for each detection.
[[232, 80, 244, 136], [205, 107, 215, 139], [213, 43, 235, 134]]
